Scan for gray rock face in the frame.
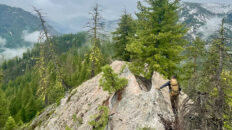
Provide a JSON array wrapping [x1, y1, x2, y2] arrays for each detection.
[[30, 61, 187, 130]]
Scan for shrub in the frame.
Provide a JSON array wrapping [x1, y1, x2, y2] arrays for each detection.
[[72, 114, 77, 122], [89, 106, 109, 130], [77, 117, 83, 124], [138, 127, 156, 130], [100, 65, 128, 94], [4, 116, 17, 130], [65, 126, 72, 130]]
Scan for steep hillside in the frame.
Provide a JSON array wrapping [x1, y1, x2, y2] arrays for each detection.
[[28, 61, 188, 130], [0, 4, 57, 59], [180, 2, 232, 40], [0, 31, 114, 128]]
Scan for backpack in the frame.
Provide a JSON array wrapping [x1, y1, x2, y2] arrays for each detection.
[[170, 79, 179, 96]]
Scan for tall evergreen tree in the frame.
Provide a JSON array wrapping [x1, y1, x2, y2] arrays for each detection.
[[0, 89, 9, 128], [112, 10, 135, 61], [127, 0, 187, 79], [202, 19, 232, 129], [177, 37, 209, 130], [180, 19, 232, 130], [25, 97, 38, 122], [87, 4, 104, 78], [34, 8, 67, 105], [4, 116, 17, 130], [180, 37, 206, 96]]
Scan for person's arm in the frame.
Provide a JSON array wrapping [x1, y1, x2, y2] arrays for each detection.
[[160, 81, 170, 89]]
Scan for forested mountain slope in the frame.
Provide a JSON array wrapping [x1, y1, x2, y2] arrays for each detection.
[[0, 0, 232, 129], [0, 32, 113, 129], [0, 4, 57, 59]]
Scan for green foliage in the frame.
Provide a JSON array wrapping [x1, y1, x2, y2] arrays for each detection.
[[53, 32, 87, 54], [60, 38, 112, 88], [72, 114, 77, 122], [89, 46, 105, 77], [127, 0, 187, 79], [119, 64, 126, 75], [0, 31, 112, 126], [112, 11, 135, 61], [179, 37, 207, 96], [179, 20, 232, 129], [65, 126, 72, 130], [77, 117, 83, 124], [4, 72, 43, 123], [100, 65, 128, 94], [67, 90, 77, 102], [2, 48, 39, 83], [60, 46, 91, 88], [193, 37, 232, 129], [0, 33, 89, 120], [0, 89, 9, 128], [138, 127, 156, 130], [4, 116, 17, 130], [89, 106, 109, 130], [200, 22, 232, 129], [1, 2, 231, 130], [55, 96, 63, 106], [222, 71, 232, 129], [72, 113, 83, 126], [24, 97, 38, 122]]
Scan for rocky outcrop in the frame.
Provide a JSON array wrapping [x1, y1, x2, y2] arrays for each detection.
[[30, 61, 187, 130]]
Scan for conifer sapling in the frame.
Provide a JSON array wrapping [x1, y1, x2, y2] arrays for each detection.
[[100, 65, 128, 93]]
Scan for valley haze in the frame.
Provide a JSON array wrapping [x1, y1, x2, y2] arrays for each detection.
[[0, 0, 232, 60], [0, 0, 231, 34]]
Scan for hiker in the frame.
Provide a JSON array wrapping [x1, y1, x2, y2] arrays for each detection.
[[157, 75, 181, 114]]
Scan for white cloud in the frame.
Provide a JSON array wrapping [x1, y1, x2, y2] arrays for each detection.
[[0, 0, 139, 33], [189, 8, 197, 14], [22, 30, 41, 43], [1, 47, 28, 59], [198, 17, 222, 39], [0, 0, 231, 34], [0, 37, 6, 47], [201, 3, 232, 14]]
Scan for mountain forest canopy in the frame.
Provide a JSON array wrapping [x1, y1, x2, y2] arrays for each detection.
[[0, 0, 231, 129]]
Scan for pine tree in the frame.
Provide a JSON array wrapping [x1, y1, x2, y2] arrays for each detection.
[[9, 94, 22, 118], [100, 65, 128, 94], [178, 37, 209, 130], [180, 37, 206, 96], [87, 4, 105, 78], [181, 19, 232, 130], [202, 19, 232, 129], [89, 106, 109, 130], [112, 10, 135, 61], [221, 71, 232, 129], [4, 116, 17, 130], [25, 97, 37, 122], [34, 8, 67, 105], [0, 89, 9, 128], [22, 85, 33, 106], [126, 0, 187, 79]]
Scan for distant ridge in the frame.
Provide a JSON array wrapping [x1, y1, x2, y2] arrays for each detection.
[[0, 4, 58, 59]]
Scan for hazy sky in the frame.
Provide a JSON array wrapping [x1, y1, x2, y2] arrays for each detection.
[[184, 0, 231, 3], [0, 0, 231, 33]]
